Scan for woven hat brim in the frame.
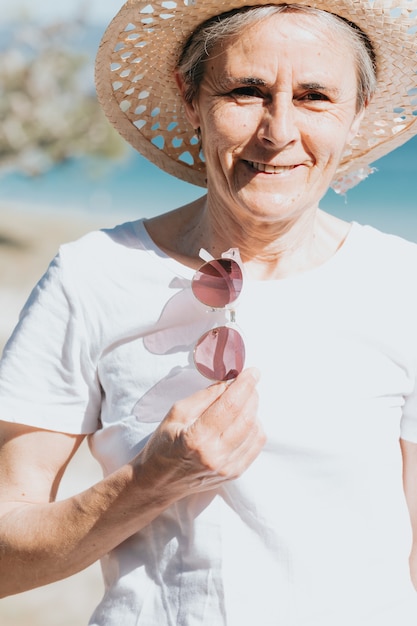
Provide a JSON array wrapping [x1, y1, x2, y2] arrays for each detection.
[[95, 0, 417, 189]]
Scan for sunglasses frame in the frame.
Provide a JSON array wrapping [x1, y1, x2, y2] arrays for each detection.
[[191, 247, 245, 382]]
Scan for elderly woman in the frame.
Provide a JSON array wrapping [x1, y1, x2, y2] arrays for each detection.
[[0, 0, 417, 624]]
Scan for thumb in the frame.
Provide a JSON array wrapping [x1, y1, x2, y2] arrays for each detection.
[[165, 380, 229, 427]]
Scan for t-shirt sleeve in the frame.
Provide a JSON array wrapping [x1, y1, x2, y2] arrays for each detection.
[[0, 249, 101, 434], [401, 373, 417, 443]]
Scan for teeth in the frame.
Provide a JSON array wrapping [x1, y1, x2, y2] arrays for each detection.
[[249, 161, 294, 173]]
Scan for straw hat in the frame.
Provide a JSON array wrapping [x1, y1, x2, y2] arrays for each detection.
[[95, 0, 417, 191]]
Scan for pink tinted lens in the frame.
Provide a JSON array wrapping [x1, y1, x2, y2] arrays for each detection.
[[194, 326, 245, 381], [192, 259, 243, 308]]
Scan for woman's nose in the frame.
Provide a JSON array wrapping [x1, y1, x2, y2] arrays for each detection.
[[258, 95, 299, 148]]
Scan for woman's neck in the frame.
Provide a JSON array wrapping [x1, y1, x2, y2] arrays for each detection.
[[145, 194, 350, 280], [194, 197, 350, 279]]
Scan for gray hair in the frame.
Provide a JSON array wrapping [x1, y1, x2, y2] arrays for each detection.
[[177, 4, 377, 112]]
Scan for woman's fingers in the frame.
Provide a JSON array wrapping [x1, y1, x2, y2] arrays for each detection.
[[175, 368, 265, 481], [189, 384, 264, 478], [138, 368, 265, 498], [167, 367, 260, 428], [198, 367, 261, 431]]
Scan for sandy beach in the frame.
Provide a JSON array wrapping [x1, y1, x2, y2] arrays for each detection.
[[0, 206, 120, 625]]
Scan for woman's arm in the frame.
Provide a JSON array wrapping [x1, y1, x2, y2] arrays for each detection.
[[400, 437, 417, 590], [0, 368, 264, 597]]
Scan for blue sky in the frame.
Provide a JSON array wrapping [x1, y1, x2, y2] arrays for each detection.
[[3, 0, 123, 23]]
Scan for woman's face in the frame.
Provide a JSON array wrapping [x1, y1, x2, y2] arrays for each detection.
[[181, 12, 365, 223]]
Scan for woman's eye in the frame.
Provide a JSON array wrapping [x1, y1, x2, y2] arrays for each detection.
[[231, 86, 262, 98], [301, 92, 329, 102]]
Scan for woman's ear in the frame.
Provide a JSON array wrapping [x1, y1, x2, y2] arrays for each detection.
[[175, 70, 201, 130]]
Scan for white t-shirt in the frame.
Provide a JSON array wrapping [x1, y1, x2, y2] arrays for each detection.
[[1, 219, 417, 625]]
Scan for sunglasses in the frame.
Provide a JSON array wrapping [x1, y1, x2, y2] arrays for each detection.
[[191, 249, 245, 382]]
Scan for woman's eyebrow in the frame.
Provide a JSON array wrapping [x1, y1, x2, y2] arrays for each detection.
[[298, 81, 341, 96], [219, 75, 267, 89], [238, 77, 267, 86]]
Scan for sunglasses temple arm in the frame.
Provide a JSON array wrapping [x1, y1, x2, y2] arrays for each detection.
[[198, 247, 242, 263], [198, 248, 215, 263]]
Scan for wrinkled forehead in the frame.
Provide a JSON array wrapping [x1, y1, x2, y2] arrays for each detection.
[[202, 11, 357, 85]]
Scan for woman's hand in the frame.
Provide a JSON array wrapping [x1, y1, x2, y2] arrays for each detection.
[[0, 368, 264, 596], [136, 367, 265, 499]]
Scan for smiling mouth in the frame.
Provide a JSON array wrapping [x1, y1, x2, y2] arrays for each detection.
[[247, 161, 297, 174]]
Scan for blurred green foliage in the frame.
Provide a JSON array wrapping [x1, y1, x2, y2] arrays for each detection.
[[0, 18, 127, 175]]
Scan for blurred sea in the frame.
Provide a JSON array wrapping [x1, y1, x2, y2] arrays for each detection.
[[1, 135, 416, 240]]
